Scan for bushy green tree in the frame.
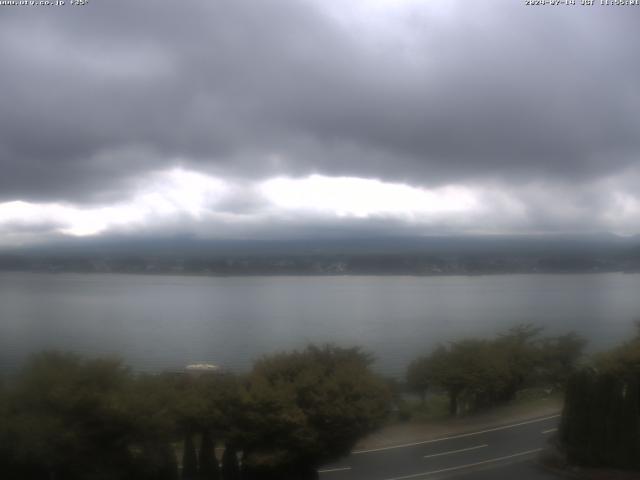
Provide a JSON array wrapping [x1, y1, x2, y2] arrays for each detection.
[[236, 345, 390, 478], [168, 372, 240, 479], [422, 345, 464, 415], [0, 346, 389, 479], [117, 372, 184, 480], [0, 352, 135, 480], [494, 324, 543, 401], [413, 339, 510, 415], [407, 325, 584, 416], [197, 373, 242, 445]]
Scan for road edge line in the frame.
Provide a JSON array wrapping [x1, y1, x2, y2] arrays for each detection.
[[353, 414, 560, 454]]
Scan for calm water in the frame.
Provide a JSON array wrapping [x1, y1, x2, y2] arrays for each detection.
[[1, 272, 639, 377]]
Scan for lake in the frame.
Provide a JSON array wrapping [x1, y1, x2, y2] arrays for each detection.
[[1, 272, 639, 377]]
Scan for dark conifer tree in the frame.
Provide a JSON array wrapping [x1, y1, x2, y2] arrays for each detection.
[[561, 369, 640, 470], [588, 372, 616, 464], [182, 432, 198, 480], [560, 369, 594, 464], [199, 430, 220, 480], [161, 442, 181, 480], [221, 444, 240, 480], [138, 442, 179, 480], [611, 376, 640, 469]]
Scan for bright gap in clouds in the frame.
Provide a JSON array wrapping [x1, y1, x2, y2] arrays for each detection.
[[260, 175, 479, 218], [2, 167, 640, 244], [0, 168, 229, 239], [0, 169, 483, 242]]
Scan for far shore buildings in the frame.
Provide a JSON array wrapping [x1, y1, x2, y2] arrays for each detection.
[[184, 363, 223, 378]]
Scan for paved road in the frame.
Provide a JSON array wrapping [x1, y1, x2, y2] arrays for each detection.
[[318, 415, 563, 480]]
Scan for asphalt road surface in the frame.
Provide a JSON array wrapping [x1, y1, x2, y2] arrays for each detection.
[[318, 415, 563, 480]]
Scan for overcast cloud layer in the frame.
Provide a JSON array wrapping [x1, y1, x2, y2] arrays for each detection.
[[1, 0, 640, 245]]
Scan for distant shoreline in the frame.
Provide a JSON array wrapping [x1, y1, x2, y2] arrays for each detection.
[[1, 269, 640, 278]]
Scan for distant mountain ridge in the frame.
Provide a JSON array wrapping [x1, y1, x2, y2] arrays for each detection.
[[1, 234, 639, 275]]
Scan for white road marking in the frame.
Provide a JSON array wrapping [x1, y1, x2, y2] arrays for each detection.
[[318, 466, 352, 474], [383, 448, 543, 480], [542, 428, 558, 434], [423, 444, 488, 459], [353, 414, 560, 454]]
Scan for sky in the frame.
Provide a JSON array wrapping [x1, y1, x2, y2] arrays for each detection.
[[1, 0, 640, 246]]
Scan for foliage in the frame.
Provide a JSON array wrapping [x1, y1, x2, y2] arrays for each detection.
[[595, 321, 640, 375], [538, 332, 586, 389], [494, 324, 543, 400], [0, 352, 136, 479], [560, 368, 640, 469], [221, 445, 240, 480], [406, 325, 585, 416], [236, 345, 390, 476], [560, 326, 640, 470], [406, 356, 431, 403], [182, 432, 198, 480], [395, 393, 450, 422], [198, 430, 220, 480], [426, 339, 513, 415], [0, 345, 390, 479]]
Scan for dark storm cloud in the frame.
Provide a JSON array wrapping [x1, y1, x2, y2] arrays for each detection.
[[1, 0, 639, 203]]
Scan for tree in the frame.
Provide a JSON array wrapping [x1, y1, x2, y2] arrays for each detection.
[[406, 356, 430, 403], [221, 444, 240, 480], [420, 341, 509, 415], [171, 374, 207, 478], [409, 325, 579, 416], [236, 345, 390, 478], [560, 332, 640, 471], [199, 430, 220, 480], [538, 332, 586, 389], [0, 346, 389, 479], [0, 352, 136, 480], [182, 432, 198, 480], [494, 324, 543, 402], [133, 441, 180, 480]]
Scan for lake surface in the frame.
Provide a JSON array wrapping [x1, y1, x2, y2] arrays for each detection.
[[1, 272, 639, 377]]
